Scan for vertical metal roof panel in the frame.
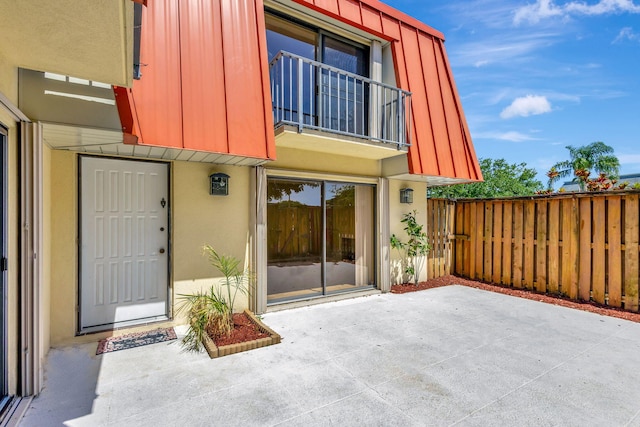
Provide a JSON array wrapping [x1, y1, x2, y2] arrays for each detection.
[[115, 0, 275, 160], [312, 0, 340, 15], [179, 0, 229, 152], [132, 0, 183, 148], [220, 0, 274, 158], [398, 24, 432, 175], [418, 31, 455, 177], [360, 5, 383, 34], [335, 0, 362, 24], [114, 0, 480, 180], [292, 0, 481, 181]]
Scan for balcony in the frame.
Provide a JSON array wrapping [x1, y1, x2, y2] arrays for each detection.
[[269, 51, 411, 159]]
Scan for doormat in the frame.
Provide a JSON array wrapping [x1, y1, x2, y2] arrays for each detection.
[[96, 328, 177, 355]]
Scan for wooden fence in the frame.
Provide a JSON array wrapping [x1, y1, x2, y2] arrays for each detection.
[[430, 193, 640, 312], [426, 198, 455, 279]]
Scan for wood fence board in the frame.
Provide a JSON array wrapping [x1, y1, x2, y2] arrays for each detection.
[[455, 202, 464, 274], [447, 201, 455, 275], [469, 202, 477, 279], [427, 200, 435, 279], [484, 203, 493, 282], [607, 196, 622, 307], [569, 198, 580, 299], [579, 198, 592, 302], [475, 202, 484, 280], [493, 203, 503, 284], [502, 202, 513, 285], [625, 194, 639, 311], [523, 200, 535, 290], [592, 197, 606, 304], [437, 200, 443, 277], [536, 200, 548, 292], [512, 201, 524, 288], [548, 199, 560, 294], [450, 193, 638, 314]]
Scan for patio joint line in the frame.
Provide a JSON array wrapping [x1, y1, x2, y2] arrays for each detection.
[[447, 322, 635, 426], [624, 407, 640, 426], [270, 389, 368, 426]]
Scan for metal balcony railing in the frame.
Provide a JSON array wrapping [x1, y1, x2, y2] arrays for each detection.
[[269, 51, 412, 148]]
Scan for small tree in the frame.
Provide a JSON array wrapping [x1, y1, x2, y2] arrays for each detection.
[[428, 158, 543, 198], [390, 210, 430, 285], [177, 245, 253, 352], [549, 142, 620, 191]]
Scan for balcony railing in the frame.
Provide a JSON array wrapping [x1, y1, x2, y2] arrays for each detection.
[[269, 51, 411, 148]]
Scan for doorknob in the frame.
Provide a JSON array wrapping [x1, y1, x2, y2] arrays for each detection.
[[159, 248, 165, 254]]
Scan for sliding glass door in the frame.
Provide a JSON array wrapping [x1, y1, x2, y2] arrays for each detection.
[[267, 178, 375, 303], [0, 126, 7, 410]]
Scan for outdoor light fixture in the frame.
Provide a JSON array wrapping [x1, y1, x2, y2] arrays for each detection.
[[209, 172, 230, 196], [400, 188, 413, 204]]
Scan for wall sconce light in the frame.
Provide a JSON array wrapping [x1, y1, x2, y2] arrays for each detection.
[[209, 172, 230, 196], [400, 188, 413, 204]]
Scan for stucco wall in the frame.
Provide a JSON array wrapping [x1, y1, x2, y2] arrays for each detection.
[[172, 161, 252, 318], [48, 149, 78, 346], [47, 153, 253, 345], [388, 179, 428, 285], [270, 147, 381, 177]]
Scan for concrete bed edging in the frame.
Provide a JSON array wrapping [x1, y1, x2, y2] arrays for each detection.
[[203, 309, 281, 358]]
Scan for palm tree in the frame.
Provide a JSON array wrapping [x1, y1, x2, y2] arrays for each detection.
[[548, 141, 620, 191]]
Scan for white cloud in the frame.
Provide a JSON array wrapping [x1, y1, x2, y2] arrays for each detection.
[[514, 0, 563, 24], [613, 27, 640, 43], [450, 32, 558, 67], [473, 131, 539, 142], [500, 95, 552, 118], [618, 154, 640, 165], [514, 0, 640, 25]]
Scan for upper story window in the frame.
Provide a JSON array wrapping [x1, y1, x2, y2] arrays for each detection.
[[266, 10, 410, 147], [265, 12, 369, 78]]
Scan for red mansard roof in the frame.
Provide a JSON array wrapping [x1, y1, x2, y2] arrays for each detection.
[[114, 0, 481, 181]]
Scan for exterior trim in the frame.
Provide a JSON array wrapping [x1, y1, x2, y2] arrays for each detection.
[[0, 92, 29, 123], [252, 166, 268, 314], [19, 122, 44, 396], [377, 177, 390, 292]]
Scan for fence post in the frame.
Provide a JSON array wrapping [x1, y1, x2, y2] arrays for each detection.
[[625, 194, 639, 311]]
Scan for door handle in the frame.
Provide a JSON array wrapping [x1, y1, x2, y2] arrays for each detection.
[[159, 248, 165, 254]]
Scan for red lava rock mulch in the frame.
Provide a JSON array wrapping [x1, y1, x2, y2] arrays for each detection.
[[210, 312, 269, 347], [391, 274, 640, 324]]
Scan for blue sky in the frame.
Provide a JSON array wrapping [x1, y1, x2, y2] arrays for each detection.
[[388, 0, 640, 185]]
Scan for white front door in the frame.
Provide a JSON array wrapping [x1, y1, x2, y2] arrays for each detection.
[[80, 156, 169, 331]]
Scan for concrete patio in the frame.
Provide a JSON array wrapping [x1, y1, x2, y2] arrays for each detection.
[[19, 285, 640, 426]]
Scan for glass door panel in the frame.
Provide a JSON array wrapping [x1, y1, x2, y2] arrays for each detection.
[[0, 127, 6, 406], [321, 36, 369, 135], [267, 178, 375, 304], [266, 14, 318, 126], [267, 179, 323, 302], [326, 183, 374, 293]]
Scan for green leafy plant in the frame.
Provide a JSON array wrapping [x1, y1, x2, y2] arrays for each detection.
[[548, 141, 620, 191], [177, 245, 253, 352], [390, 210, 430, 285], [428, 158, 543, 198]]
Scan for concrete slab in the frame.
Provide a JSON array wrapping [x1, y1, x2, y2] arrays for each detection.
[[19, 285, 640, 426]]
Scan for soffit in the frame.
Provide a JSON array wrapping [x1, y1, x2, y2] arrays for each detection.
[[41, 122, 268, 166], [0, 0, 133, 87]]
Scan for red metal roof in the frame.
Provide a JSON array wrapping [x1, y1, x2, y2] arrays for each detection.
[[291, 0, 481, 180], [114, 0, 481, 181], [114, 0, 276, 161]]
